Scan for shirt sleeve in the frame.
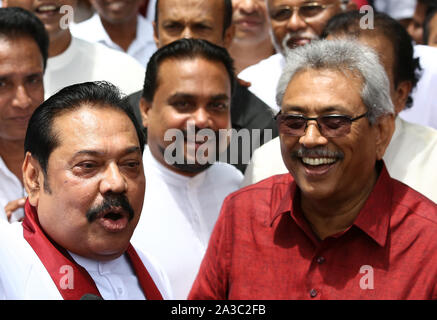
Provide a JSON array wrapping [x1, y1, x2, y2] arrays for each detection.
[[188, 199, 232, 300]]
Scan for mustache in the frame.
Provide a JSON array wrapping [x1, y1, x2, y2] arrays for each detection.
[[86, 193, 134, 223], [292, 146, 344, 159], [282, 32, 319, 50]]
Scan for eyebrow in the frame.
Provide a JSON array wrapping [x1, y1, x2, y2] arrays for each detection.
[[72, 146, 142, 158], [282, 105, 353, 114], [169, 93, 230, 101]]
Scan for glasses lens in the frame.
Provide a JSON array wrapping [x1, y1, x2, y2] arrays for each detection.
[[319, 116, 351, 137], [277, 114, 306, 135], [299, 4, 325, 18], [270, 7, 293, 21]]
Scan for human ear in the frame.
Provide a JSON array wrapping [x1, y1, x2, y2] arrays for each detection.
[[139, 97, 153, 128], [392, 81, 413, 114], [22, 152, 44, 207], [374, 114, 395, 160]]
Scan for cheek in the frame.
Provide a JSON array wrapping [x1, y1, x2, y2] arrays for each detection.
[[271, 24, 286, 41]]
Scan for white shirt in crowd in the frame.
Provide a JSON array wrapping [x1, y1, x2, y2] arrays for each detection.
[[242, 117, 437, 204], [71, 13, 157, 67], [372, 0, 416, 20], [238, 53, 284, 114], [399, 45, 437, 129], [0, 220, 172, 300], [239, 46, 437, 130], [44, 37, 145, 99], [0, 156, 25, 222], [131, 146, 243, 299]]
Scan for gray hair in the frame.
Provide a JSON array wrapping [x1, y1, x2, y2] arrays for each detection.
[[276, 39, 394, 124]]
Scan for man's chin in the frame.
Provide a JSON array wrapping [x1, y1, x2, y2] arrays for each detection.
[[171, 162, 213, 175]]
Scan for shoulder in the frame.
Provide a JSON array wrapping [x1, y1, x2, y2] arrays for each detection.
[[133, 247, 173, 299], [253, 137, 281, 156], [223, 174, 292, 211], [207, 162, 244, 184], [239, 53, 284, 78], [70, 14, 100, 37], [415, 45, 437, 70], [391, 178, 437, 225]]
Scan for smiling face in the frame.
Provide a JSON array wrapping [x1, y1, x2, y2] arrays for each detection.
[[232, 0, 271, 45], [0, 36, 44, 143], [154, 0, 233, 48], [280, 68, 389, 202], [24, 105, 145, 261], [267, 0, 343, 53], [141, 57, 232, 176], [90, 0, 142, 24], [4, 0, 77, 39]]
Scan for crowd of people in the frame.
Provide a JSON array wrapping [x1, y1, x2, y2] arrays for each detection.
[[0, 0, 436, 300]]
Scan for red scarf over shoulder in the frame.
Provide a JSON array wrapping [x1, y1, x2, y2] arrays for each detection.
[[22, 200, 163, 300]]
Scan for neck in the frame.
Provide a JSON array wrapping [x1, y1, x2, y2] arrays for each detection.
[[101, 16, 137, 52], [0, 138, 25, 184], [228, 37, 275, 74], [49, 30, 72, 57], [300, 169, 378, 240]]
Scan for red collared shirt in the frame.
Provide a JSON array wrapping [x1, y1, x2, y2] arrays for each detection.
[[189, 165, 437, 300]]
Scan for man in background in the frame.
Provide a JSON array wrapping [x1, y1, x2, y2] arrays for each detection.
[[127, 0, 278, 173], [239, 0, 356, 112], [131, 39, 243, 299], [71, 0, 156, 67], [3, 0, 145, 98], [0, 8, 46, 222], [228, 0, 275, 74]]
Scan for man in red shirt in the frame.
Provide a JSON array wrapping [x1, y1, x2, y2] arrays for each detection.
[[189, 39, 437, 300]]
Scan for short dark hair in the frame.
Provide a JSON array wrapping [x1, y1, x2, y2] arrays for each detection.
[[154, 0, 233, 37], [423, 5, 437, 44], [322, 11, 421, 109], [25, 82, 146, 177], [142, 38, 235, 102], [418, 0, 437, 6], [0, 7, 49, 70]]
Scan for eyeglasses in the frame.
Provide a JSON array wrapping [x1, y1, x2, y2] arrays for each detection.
[[274, 111, 368, 137], [269, 2, 336, 22]]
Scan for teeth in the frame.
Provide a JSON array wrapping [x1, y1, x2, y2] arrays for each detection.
[[302, 157, 336, 166], [37, 5, 58, 12]]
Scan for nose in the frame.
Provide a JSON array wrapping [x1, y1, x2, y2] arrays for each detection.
[[191, 107, 211, 129], [181, 27, 194, 39], [285, 8, 307, 32], [298, 121, 328, 148], [239, 0, 256, 13], [100, 163, 128, 195], [12, 85, 32, 110]]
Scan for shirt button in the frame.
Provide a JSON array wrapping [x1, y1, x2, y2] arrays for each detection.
[[310, 289, 318, 298], [317, 256, 325, 264]]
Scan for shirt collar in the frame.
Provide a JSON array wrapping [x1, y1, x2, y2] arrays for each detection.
[[270, 161, 392, 247]]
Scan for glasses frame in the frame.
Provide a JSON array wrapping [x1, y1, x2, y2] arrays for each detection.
[[274, 111, 369, 138], [269, 2, 336, 23]]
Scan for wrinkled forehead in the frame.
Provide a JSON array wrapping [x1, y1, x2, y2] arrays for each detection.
[[158, 0, 224, 21], [51, 105, 140, 151], [267, 0, 336, 7]]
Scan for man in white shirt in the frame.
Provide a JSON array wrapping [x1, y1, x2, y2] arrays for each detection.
[[126, 0, 278, 174], [243, 11, 437, 204], [0, 81, 172, 300], [228, 0, 276, 74], [238, 0, 356, 112], [131, 39, 243, 299], [0, 8, 46, 222], [3, 0, 145, 98], [71, 0, 157, 67]]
